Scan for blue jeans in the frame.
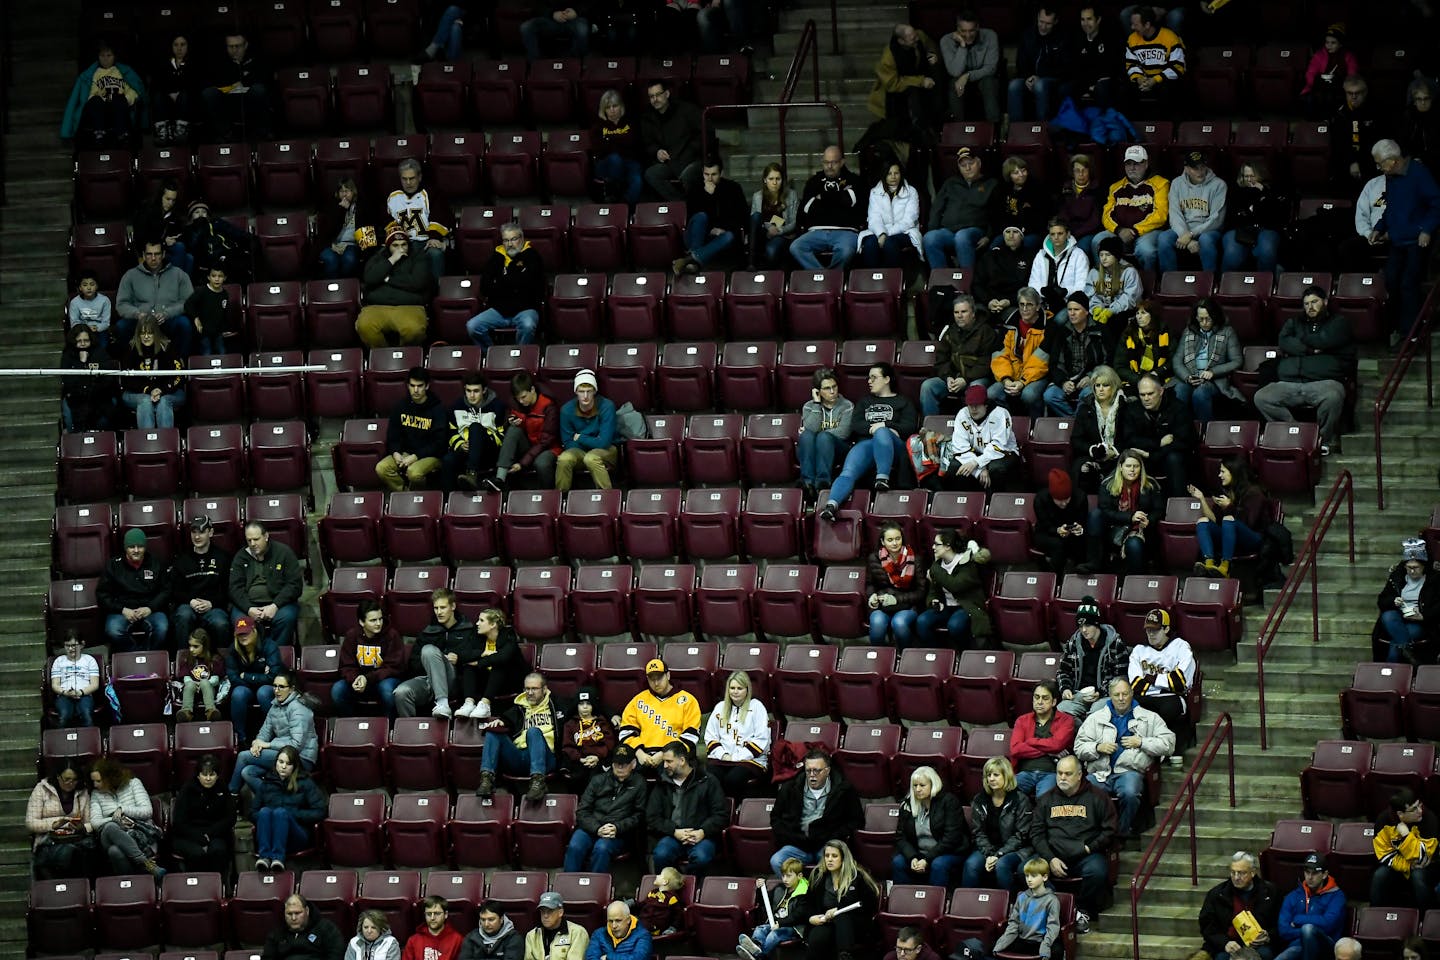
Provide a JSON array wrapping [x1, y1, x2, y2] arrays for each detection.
[[1043, 382, 1093, 416], [564, 830, 630, 872], [685, 213, 738, 267], [519, 14, 590, 59], [961, 849, 1024, 891], [921, 376, 992, 416], [254, 806, 310, 861], [859, 234, 916, 268], [1007, 76, 1063, 121], [923, 227, 985, 268], [747, 923, 799, 955], [428, 4, 466, 59], [1169, 379, 1221, 425], [1382, 609, 1426, 663], [228, 683, 275, 743], [790, 230, 857, 270], [467, 307, 539, 348], [769, 844, 819, 877], [331, 676, 400, 718], [1156, 229, 1223, 273], [653, 835, 717, 875], [172, 604, 234, 648], [122, 390, 185, 429], [1069, 851, 1112, 915], [824, 430, 903, 508], [481, 729, 556, 775], [595, 152, 643, 204], [1089, 229, 1161, 271], [988, 379, 1047, 418], [230, 605, 300, 648], [319, 245, 359, 279], [892, 852, 962, 886], [1221, 229, 1280, 272], [56, 694, 95, 727], [1089, 770, 1144, 834], [916, 607, 972, 648], [869, 608, 919, 647], [749, 213, 792, 267], [1273, 924, 1335, 960], [1195, 517, 1262, 562], [1014, 768, 1057, 798], [104, 611, 170, 652], [798, 430, 843, 486], [233, 747, 278, 791], [167, 241, 195, 276]]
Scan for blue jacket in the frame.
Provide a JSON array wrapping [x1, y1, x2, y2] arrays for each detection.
[[1376, 159, 1440, 246], [225, 639, 282, 689], [62, 61, 148, 138], [1276, 876, 1345, 945], [560, 396, 617, 451], [253, 771, 326, 824], [583, 918, 652, 960]]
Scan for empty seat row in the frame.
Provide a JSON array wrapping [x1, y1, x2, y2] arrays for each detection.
[[56, 424, 310, 503], [1300, 739, 1440, 819], [1340, 662, 1440, 741]]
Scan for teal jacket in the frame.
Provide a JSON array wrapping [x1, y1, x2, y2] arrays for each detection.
[[62, 61, 147, 138]]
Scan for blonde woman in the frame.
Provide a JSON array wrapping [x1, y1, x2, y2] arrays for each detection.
[[892, 765, 968, 886], [593, 89, 642, 204], [805, 839, 880, 959], [1068, 364, 1126, 491], [703, 670, 772, 797], [120, 315, 184, 429], [1084, 448, 1162, 575], [344, 909, 400, 960], [962, 756, 1034, 891]]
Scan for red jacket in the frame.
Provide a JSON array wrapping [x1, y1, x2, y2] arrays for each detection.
[[513, 391, 561, 466], [1009, 710, 1076, 764], [402, 924, 463, 960]]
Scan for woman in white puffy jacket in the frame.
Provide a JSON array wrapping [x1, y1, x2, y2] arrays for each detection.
[[858, 161, 922, 268]]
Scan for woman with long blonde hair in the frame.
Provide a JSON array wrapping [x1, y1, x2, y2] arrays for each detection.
[[805, 839, 880, 958], [703, 670, 771, 797], [1084, 448, 1162, 575]]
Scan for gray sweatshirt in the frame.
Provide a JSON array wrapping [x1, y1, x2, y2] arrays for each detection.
[[116, 262, 194, 320], [1167, 168, 1228, 236], [940, 28, 1000, 81], [801, 396, 855, 440]]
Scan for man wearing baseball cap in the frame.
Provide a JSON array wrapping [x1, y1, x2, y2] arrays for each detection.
[[923, 146, 998, 270], [618, 659, 701, 768], [942, 383, 1019, 491], [99, 528, 170, 651], [524, 891, 590, 959], [169, 515, 234, 647], [566, 743, 647, 872], [1128, 608, 1196, 742], [1273, 852, 1345, 960], [1156, 151, 1227, 273], [556, 369, 618, 492], [355, 226, 435, 348], [1093, 144, 1169, 271]]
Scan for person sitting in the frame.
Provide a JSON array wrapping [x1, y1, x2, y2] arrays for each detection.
[[1252, 285, 1354, 457], [332, 600, 406, 719], [1373, 538, 1440, 665], [918, 531, 992, 648], [229, 669, 318, 794], [1086, 236, 1142, 326], [119, 316, 185, 429], [1056, 597, 1130, 719], [557, 369, 619, 492], [1032, 756, 1114, 934], [1113, 304, 1173, 395], [940, 384, 1020, 491], [355, 229, 434, 349], [201, 32, 272, 141], [674, 157, 749, 275], [619, 658, 702, 769], [1083, 449, 1162, 575], [347, 910, 401, 960], [50, 632, 100, 728], [1199, 851, 1282, 960], [587, 901, 652, 960], [316, 178, 370, 279], [1223, 161, 1289, 273], [1068, 364, 1127, 494], [169, 515, 233, 650], [564, 743, 646, 872], [1188, 457, 1269, 580], [378, 367, 449, 492], [28, 762, 92, 881], [993, 157, 1048, 253], [456, 607, 527, 720], [1030, 218, 1091, 306], [183, 264, 238, 356], [1300, 23, 1358, 120], [64, 271, 112, 354], [61, 322, 116, 433], [1122, 5, 1186, 116], [61, 40, 145, 148], [737, 859, 809, 959], [1156, 151, 1227, 273], [748, 162, 799, 268], [473, 672, 568, 803], [962, 756, 1034, 892], [1272, 853, 1346, 960], [1043, 291, 1109, 417], [559, 686, 618, 790], [866, 24, 945, 144], [816, 362, 918, 522], [461, 900, 524, 959], [269, 895, 345, 959], [228, 522, 303, 648], [1129, 607, 1196, 741], [803, 840, 881, 960], [594, 90, 644, 205], [858, 161, 923, 269], [170, 754, 236, 876], [115, 239, 195, 354], [1371, 788, 1440, 911], [891, 765, 969, 887], [1118, 372, 1195, 498], [1010, 681, 1076, 798], [974, 223, 1035, 319], [940, 10, 1001, 122], [225, 616, 281, 744], [1007, 5, 1069, 123], [1034, 468, 1090, 575], [408, 896, 465, 960], [703, 671, 772, 798], [768, 748, 863, 876], [1073, 678, 1173, 839], [797, 368, 854, 502], [646, 740, 727, 877], [637, 866, 686, 937], [176, 628, 225, 723], [89, 757, 164, 879], [923, 147, 998, 269], [990, 858, 1063, 959], [919, 294, 997, 416], [494, 372, 561, 491], [132, 181, 191, 278], [790, 146, 865, 271], [865, 523, 926, 648], [99, 527, 170, 652], [1170, 298, 1243, 426], [987, 287, 1050, 418], [1093, 145, 1169, 271], [466, 223, 544, 349], [441, 371, 509, 498]]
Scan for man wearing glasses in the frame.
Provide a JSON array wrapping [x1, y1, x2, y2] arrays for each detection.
[[228, 668, 318, 793], [1199, 851, 1280, 960], [883, 926, 942, 960]]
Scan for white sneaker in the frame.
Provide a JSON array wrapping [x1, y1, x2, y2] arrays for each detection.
[[473, 699, 492, 719], [1074, 910, 1091, 935], [432, 701, 453, 719], [738, 934, 761, 956], [455, 699, 477, 719]]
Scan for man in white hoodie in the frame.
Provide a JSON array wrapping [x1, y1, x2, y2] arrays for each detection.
[[1028, 218, 1091, 306], [1156, 150, 1228, 273]]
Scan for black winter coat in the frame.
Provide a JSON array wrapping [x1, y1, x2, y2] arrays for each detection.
[[770, 768, 863, 849], [969, 788, 1035, 860], [894, 791, 970, 862]]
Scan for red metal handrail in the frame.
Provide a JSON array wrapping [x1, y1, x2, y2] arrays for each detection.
[[781, 19, 822, 105], [1130, 713, 1236, 960], [700, 101, 845, 189], [1373, 283, 1437, 509], [1255, 470, 1356, 749]]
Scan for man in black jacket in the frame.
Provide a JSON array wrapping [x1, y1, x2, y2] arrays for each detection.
[[1253, 286, 1355, 456], [1032, 755, 1115, 933], [1120, 372, 1196, 496], [565, 744, 648, 871], [101, 528, 170, 651], [1007, 5, 1071, 122], [376, 366, 449, 491], [228, 521, 303, 647], [475, 672, 572, 803], [1198, 851, 1281, 959], [767, 748, 863, 876], [1042, 292, 1108, 416], [169, 515, 233, 646], [264, 894, 344, 960], [201, 32, 271, 141], [440, 373, 509, 495], [395, 587, 479, 720], [647, 740, 727, 877], [790, 146, 865, 270], [675, 157, 749, 275], [639, 80, 703, 200], [466, 223, 545, 349]]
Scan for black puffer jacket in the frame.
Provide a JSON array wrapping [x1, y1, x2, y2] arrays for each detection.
[[895, 790, 970, 862], [969, 787, 1035, 860]]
